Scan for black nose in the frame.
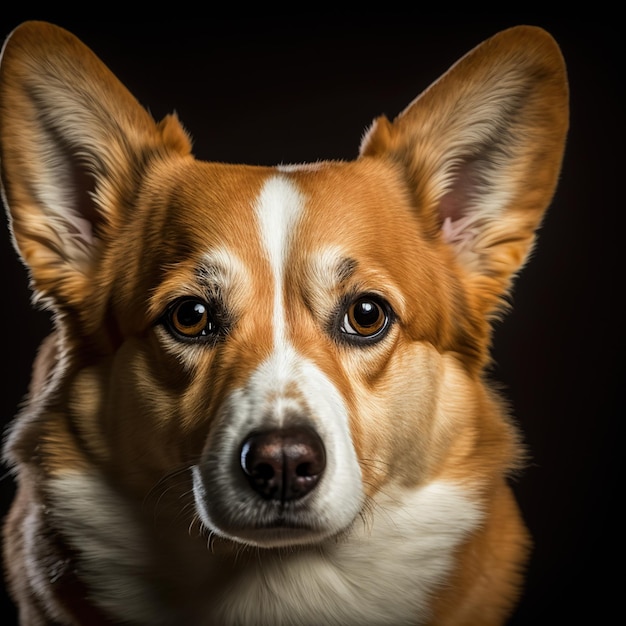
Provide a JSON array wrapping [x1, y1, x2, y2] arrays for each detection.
[[240, 427, 326, 502]]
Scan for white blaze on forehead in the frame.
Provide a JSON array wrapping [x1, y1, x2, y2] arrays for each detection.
[[192, 175, 364, 546], [254, 175, 304, 346]]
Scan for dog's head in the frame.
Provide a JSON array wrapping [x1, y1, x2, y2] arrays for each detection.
[[0, 23, 568, 550]]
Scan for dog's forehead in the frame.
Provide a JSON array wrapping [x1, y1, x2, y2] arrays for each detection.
[[155, 157, 422, 265], [135, 155, 443, 332], [137, 159, 420, 288]]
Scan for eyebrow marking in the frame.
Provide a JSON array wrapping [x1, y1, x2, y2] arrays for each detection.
[[336, 256, 358, 284], [307, 247, 358, 293], [195, 247, 249, 299]]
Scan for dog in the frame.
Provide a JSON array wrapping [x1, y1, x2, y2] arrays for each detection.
[[0, 21, 568, 625]]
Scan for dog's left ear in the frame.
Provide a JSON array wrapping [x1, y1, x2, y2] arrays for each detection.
[[0, 21, 192, 317], [360, 25, 569, 317]]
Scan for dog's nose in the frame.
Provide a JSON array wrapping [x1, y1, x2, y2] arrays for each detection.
[[240, 427, 326, 502]]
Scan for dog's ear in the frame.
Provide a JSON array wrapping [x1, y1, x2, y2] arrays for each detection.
[[0, 21, 192, 313], [360, 26, 568, 317]]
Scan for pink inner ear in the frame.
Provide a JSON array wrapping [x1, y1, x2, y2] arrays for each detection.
[[54, 145, 102, 251], [441, 215, 477, 247], [438, 159, 479, 246], [71, 216, 94, 246]]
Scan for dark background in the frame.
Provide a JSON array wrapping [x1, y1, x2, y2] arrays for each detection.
[[0, 13, 621, 625]]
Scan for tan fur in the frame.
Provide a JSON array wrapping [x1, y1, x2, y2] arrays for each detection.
[[1, 21, 568, 625]]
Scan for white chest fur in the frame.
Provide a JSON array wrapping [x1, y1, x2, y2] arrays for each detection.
[[48, 472, 482, 625]]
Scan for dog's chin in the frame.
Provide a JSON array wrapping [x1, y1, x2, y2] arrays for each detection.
[[216, 521, 340, 549], [197, 500, 354, 549]]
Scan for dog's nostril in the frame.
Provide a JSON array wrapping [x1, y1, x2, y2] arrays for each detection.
[[296, 462, 313, 477], [240, 427, 326, 502], [253, 462, 276, 481]]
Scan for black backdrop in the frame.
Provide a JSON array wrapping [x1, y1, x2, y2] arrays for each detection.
[[0, 13, 621, 625]]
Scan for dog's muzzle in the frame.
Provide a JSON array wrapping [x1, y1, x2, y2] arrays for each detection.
[[191, 354, 363, 548]]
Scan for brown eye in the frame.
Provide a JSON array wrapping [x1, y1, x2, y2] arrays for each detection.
[[168, 298, 214, 339], [342, 296, 390, 339]]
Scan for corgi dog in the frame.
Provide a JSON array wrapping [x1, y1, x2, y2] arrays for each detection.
[[0, 21, 568, 626]]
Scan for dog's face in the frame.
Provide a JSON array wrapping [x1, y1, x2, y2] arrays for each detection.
[[0, 20, 568, 594], [62, 156, 478, 549]]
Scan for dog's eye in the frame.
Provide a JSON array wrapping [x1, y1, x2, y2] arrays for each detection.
[[341, 296, 390, 340], [165, 298, 217, 340]]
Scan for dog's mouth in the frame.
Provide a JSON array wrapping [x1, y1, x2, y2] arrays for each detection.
[[194, 486, 338, 549], [226, 514, 324, 548]]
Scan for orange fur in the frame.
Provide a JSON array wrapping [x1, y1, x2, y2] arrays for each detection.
[[1, 21, 567, 625]]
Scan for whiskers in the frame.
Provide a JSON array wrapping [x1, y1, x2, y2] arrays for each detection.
[[143, 463, 198, 531], [144, 464, 238, 558], [355, 456, 397, 535]]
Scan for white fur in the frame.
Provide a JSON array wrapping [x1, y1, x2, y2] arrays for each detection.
[[49, 471, 481, 625], [215, 480, 483, 626], [254, 175, 303, 348], [47, 472, 171, 623]]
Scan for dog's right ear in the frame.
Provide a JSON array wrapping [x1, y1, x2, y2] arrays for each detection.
[[0, 21, 192, 313], [360, 26, 568, 321]]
